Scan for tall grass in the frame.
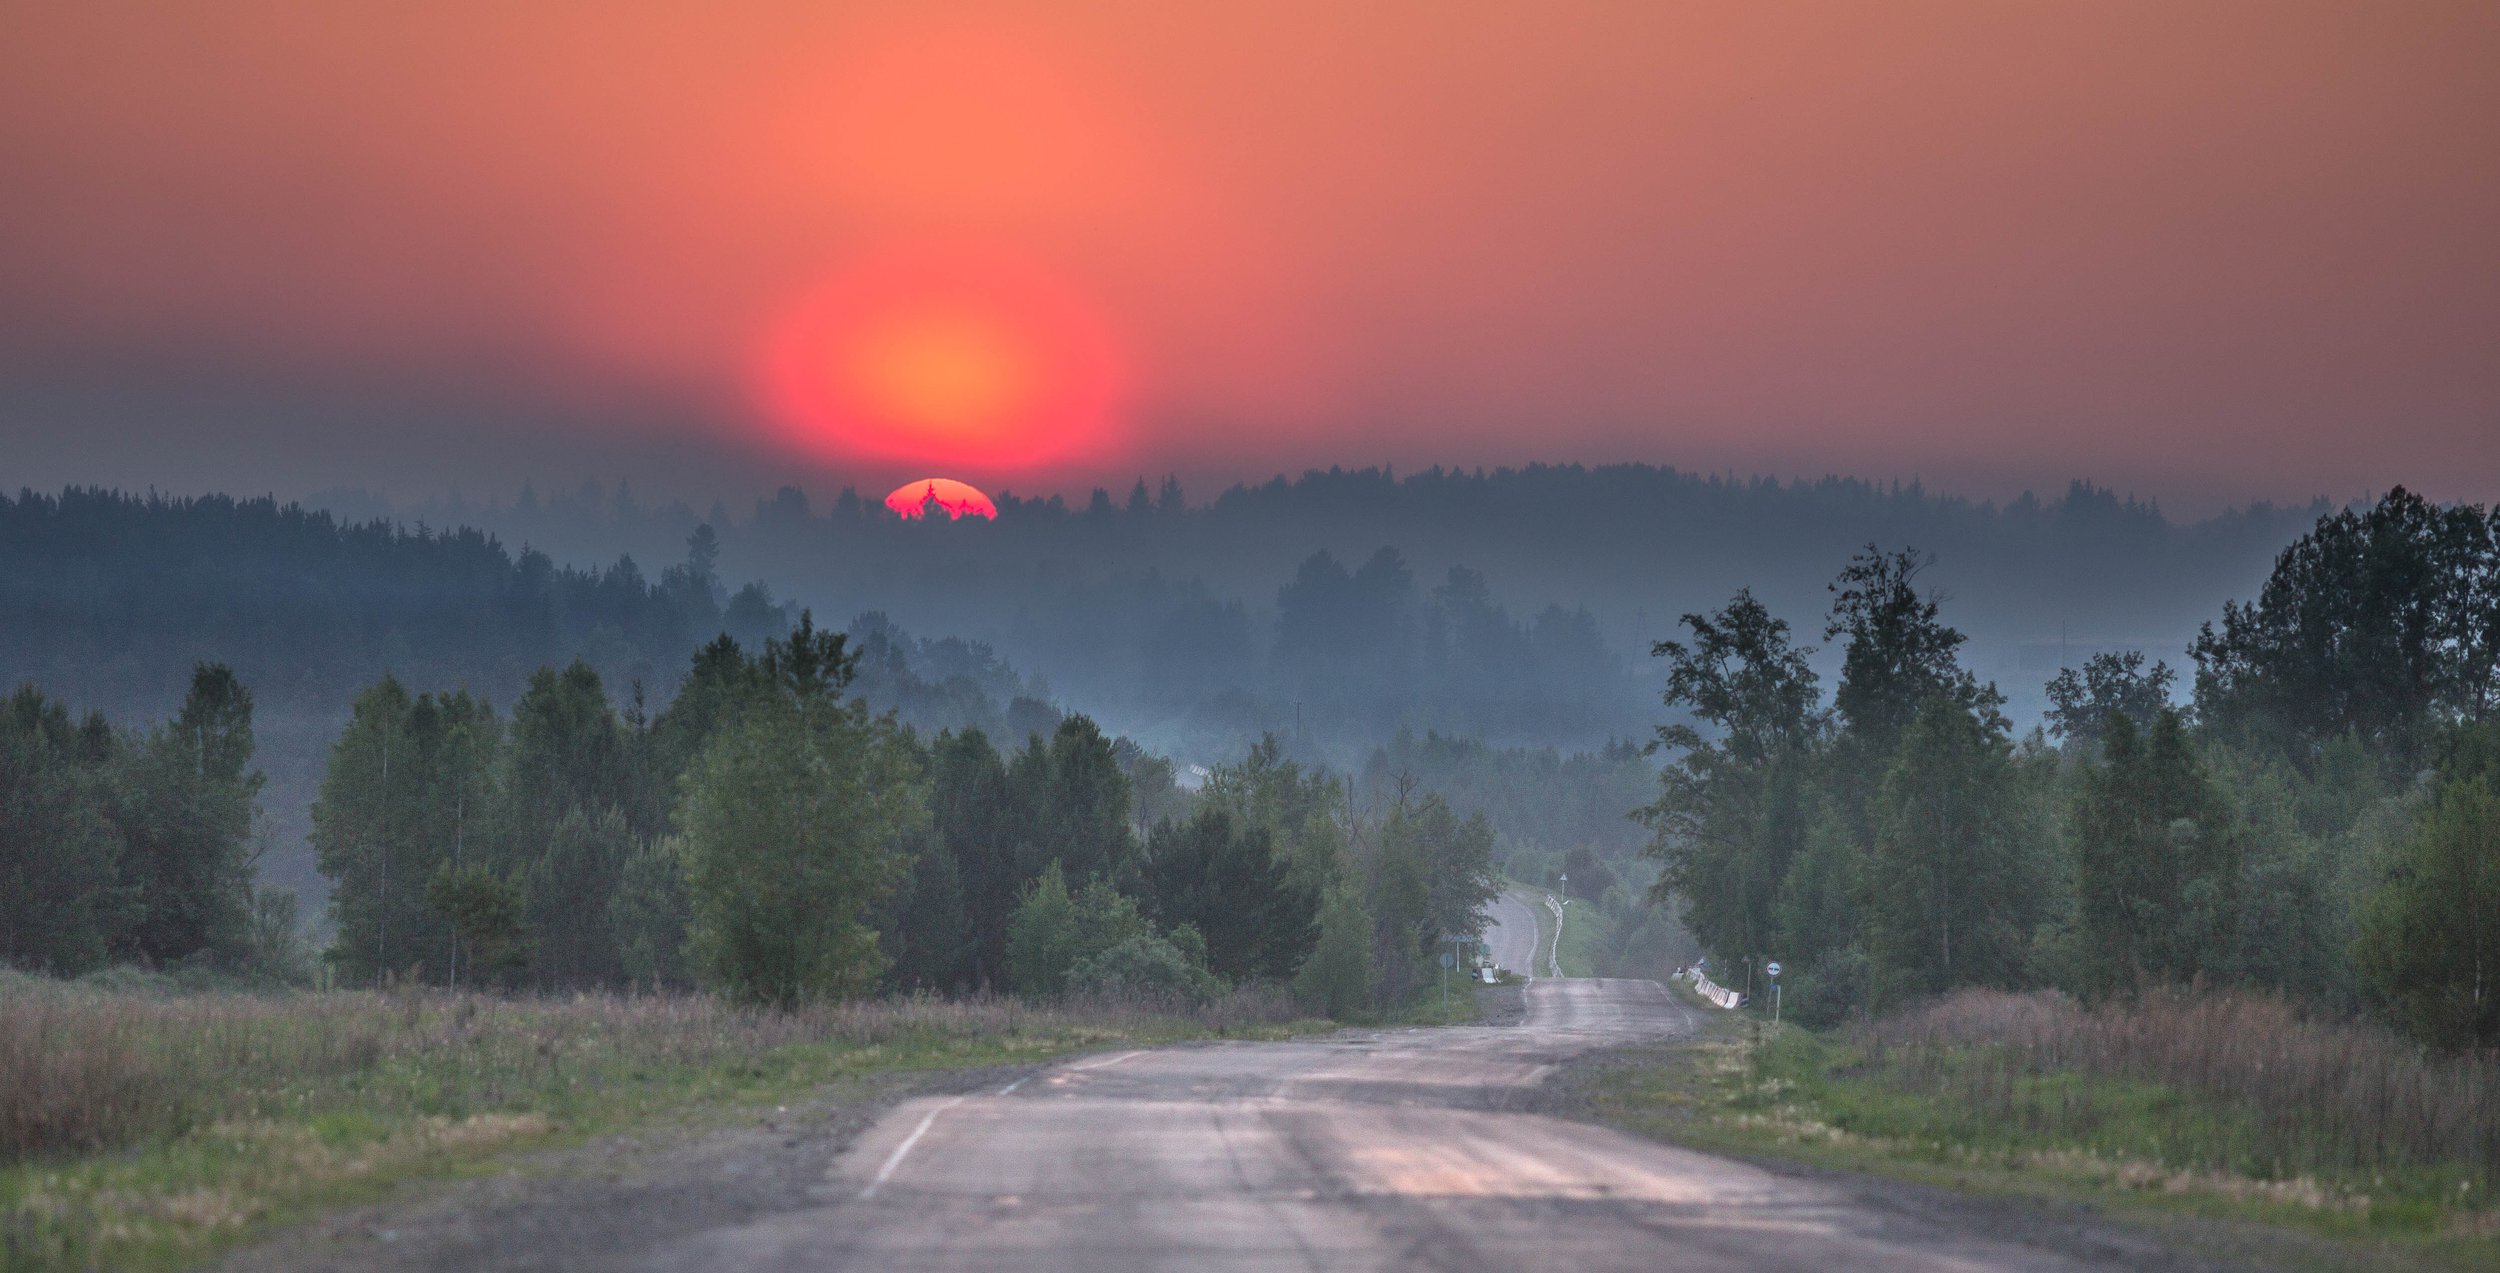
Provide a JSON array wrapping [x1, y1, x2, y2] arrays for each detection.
[[1855, 988, 2500, 1189], [0, 969, 1297, 1166]]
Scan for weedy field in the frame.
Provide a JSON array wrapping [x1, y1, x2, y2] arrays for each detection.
[[0, 970, 1313, 1270], [1587, 985, 2500, 1271]]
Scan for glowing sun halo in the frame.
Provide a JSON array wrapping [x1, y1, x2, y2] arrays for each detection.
[[761, 249, 1124, 469]]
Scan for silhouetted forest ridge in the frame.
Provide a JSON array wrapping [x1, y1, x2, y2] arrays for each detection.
[[368, 464, 2331, 758], [0, 488, 778, 718], [0, 488, 1062, 905]]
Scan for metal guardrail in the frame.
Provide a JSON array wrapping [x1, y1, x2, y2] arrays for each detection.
[[1681, 968, 1744, 1010]]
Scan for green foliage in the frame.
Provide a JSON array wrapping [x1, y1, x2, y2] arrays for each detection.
[[1010, 715, 1135, 887], [1826, 545, 1994, 759], [2043, 651, 2176, 748], [523, 804, 635, 989], [2194, 487, 2499, 772], [311, 678, 498, 984], [501, 660, 633, 858], [1365, 805, 1435, 1004], [1067, 931, 1224, 1005], [2070, 710, 2239, 994], [111, 666, 264, 966], [1583, 898, 1703, 981], [1640, 590, 1824, 972], [239, 886, 316, 984], [1002, 862, 1156, 997], [1627, 493, 2498, 1050], [1771, 807, 1862, 996], [1293, 886, 1375, 1018], [610, 834, 692, 989], [1140, 806, 1319, 983], [1203, 735, 1349, 899], [0, 686, 132, 974], [878, 827, 971, 993], [0, 667, 272, 979], [2355, 774, 2500, 1047], [676, 615, 924, 1007], [1863, 698, 2033, 1002], [424, 862, 531, 987], [927, 726, 1019, 989]]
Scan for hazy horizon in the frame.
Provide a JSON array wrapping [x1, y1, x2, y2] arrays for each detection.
[[7, 2, 2495, 517]]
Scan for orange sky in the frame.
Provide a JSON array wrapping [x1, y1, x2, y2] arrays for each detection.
[[2, 1, 2495, 511]]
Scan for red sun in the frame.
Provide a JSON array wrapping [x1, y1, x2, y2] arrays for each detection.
[[760, 248, 1125, 469], [885, 477, 999, 521]]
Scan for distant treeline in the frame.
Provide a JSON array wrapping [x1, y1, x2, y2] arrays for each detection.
[[383, 464, 2325, 759], [0, 488, 1070, 907], [1649, 487, 2500, 1048], [0, 488, 779, 719]]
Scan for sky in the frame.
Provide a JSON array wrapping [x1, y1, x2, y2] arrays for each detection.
[[2, 1, 2495, 516]]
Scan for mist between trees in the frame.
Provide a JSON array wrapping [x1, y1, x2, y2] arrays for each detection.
[[0, 472, 2327, 922], [356, 465, 2329, 761], [3, 481, 2493, 1049], [1, 608, 1509, 1019], [1647, 487, 2500, 1050]]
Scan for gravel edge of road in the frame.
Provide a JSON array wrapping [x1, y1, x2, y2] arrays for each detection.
[[213, 1062, 1043, 1273]]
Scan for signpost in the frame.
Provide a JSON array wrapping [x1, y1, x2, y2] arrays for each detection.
[[1765, 961, 1783, 1025], [1441, 933, 1474, 1015]]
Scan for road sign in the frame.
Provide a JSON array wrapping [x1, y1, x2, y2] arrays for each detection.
[[1765, 961, 1782, 978], [1440, 951, 1457, 968]]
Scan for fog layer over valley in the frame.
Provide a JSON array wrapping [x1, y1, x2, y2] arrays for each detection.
[[358, 465, 2321, 751], [4, 471, 2315, 933]]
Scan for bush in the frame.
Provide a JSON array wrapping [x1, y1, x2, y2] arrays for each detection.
[[1003, 863, 1155, 997], [2355, 776, 2500, 1047], [1067, 934, 1224, 1007]]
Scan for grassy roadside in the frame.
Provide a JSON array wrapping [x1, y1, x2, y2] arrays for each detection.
[[1581, 983, 2500, 1272], [1552, 898, 1601, 978], [0, 972, 1325, 1271]]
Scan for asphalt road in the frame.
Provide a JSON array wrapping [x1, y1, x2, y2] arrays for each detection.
[[634, 893, 2165, 1272]]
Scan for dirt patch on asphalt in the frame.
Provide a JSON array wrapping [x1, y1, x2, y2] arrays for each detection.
[[215, 1064, 1034, 1273]]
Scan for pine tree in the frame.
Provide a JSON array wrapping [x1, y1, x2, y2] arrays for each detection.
[[0, 686, 130, 973], [929, 727, 1019, 988], [1140, 807, 1319, 983], [113, 664, 264, 965], [2070, 709, 2238, 993], [879, 826, 972, 992], [525, 805, 634, 989]]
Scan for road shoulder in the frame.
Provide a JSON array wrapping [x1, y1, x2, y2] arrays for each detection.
[[1535, 990, 2483, 1273], [211, 1064, 1031, 1273]]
